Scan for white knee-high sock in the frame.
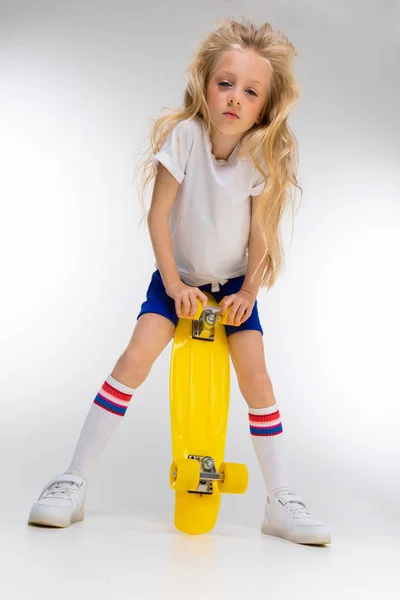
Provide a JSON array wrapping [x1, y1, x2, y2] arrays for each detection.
[[248, 403, 290, 500], [66, 374, 135, 480]]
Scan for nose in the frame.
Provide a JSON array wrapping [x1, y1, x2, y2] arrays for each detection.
[[229, 95, 241, 106]]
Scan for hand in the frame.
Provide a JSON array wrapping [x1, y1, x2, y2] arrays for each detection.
[[165, 281, 208, 318], [219, 288, 256, 326]]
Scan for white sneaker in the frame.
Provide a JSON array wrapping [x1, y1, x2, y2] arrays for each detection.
[[261, 491, 331, 545], [28, 472, 88, 528]]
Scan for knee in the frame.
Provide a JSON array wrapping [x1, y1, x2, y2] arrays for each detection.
[[121, 348, 150, 379], [238, 370, 271, 397]]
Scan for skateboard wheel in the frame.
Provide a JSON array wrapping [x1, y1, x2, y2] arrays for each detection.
[[181, 300, 203, 321], [170, 458, 200, 492], [218, 305, 235, 326], [218, 462, 248, 494]]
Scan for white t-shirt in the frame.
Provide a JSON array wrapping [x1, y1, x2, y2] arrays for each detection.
[[152, 116, 266, 292]]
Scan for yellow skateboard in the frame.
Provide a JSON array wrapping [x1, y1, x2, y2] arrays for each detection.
[[169, 291, 248, 535]]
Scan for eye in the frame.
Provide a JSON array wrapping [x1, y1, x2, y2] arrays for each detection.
[[218, 81, 258, 97]]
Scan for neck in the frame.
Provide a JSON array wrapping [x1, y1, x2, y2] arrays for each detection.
[[208, 122, 242, 161]]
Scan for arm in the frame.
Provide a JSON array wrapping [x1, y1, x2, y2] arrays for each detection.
[[241, 194, 269, 299], [147, 163, 208, 315], [147, 163, 181, 289]]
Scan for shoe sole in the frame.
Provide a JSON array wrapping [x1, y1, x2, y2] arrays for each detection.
[[261, 522, 331, 545], [28, 505, 85, 528]]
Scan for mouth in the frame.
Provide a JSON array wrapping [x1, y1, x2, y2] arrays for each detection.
[[223, 112, 239, 119]]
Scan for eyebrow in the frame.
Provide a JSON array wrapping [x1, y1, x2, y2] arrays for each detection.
[[216, 70, 264, 88]]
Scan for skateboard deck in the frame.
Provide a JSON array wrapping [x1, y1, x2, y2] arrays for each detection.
[[169, 292, 235, 535]]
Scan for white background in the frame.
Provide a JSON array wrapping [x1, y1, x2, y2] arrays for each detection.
[[1, 1, 399, 597]]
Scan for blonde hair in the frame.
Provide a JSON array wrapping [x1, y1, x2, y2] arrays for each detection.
[[133, 17, 302, 289]]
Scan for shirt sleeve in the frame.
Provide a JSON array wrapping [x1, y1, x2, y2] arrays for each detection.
[[250, 175, 265, 196], [152, 119, 194, 184], [250, 155, 269, 196]]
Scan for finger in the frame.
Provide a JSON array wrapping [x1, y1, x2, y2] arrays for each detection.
[[221, 301, 232, 317], [229, 301, 247, 325], [181, 295, 191, 317], [195, 290, 208, 313], [235, 305, 248, 325], [189, 291, 198, 317], [175, 299, 181, 318], [199, 292, 208, 310], [220, 296, 234, 315], [227, 302, 241, 325], [242, 307, 251, 322]]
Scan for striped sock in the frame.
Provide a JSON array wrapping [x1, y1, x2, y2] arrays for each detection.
[[248, 404, 290, 500], [66, 374, 135, 479]]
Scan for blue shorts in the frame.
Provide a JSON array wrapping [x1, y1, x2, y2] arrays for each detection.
[[136, 269, 263, 337]]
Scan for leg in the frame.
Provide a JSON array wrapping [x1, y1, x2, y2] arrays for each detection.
[[227, 329, 276, 409], [111, 312, 175, 388], [228, 330, 331, 545], [66, 313, 175, 478], [227, 329, 289, 498], [28, 271, 178, 527], [67, 264, 178, 480]]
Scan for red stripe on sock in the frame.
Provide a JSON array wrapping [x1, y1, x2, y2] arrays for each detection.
[[102, 381, 133, 402], [249, 410, 280, 422]]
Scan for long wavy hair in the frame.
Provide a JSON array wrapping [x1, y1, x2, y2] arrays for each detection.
[[133, 17, 302, 289]]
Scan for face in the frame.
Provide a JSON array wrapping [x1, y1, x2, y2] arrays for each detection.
[[206, 49, 272, 135]]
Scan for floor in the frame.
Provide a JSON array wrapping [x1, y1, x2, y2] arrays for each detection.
[[2, 510, 399, 599]]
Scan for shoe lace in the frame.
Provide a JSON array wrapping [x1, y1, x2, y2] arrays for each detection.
[[279, 494, 311, 516], [43, 481, 80, 499]]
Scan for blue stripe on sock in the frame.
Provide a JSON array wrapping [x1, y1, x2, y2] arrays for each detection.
[[94, 394, 127, 416], [250, 424, 283, 436]]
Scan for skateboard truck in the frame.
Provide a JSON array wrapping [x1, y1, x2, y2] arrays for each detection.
[[187, 455, 224, 495], [192, 307, 221, 341], [172, 455, 222, 495]]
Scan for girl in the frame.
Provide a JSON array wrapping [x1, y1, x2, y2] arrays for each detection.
[[28, 18, 331, 545]]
